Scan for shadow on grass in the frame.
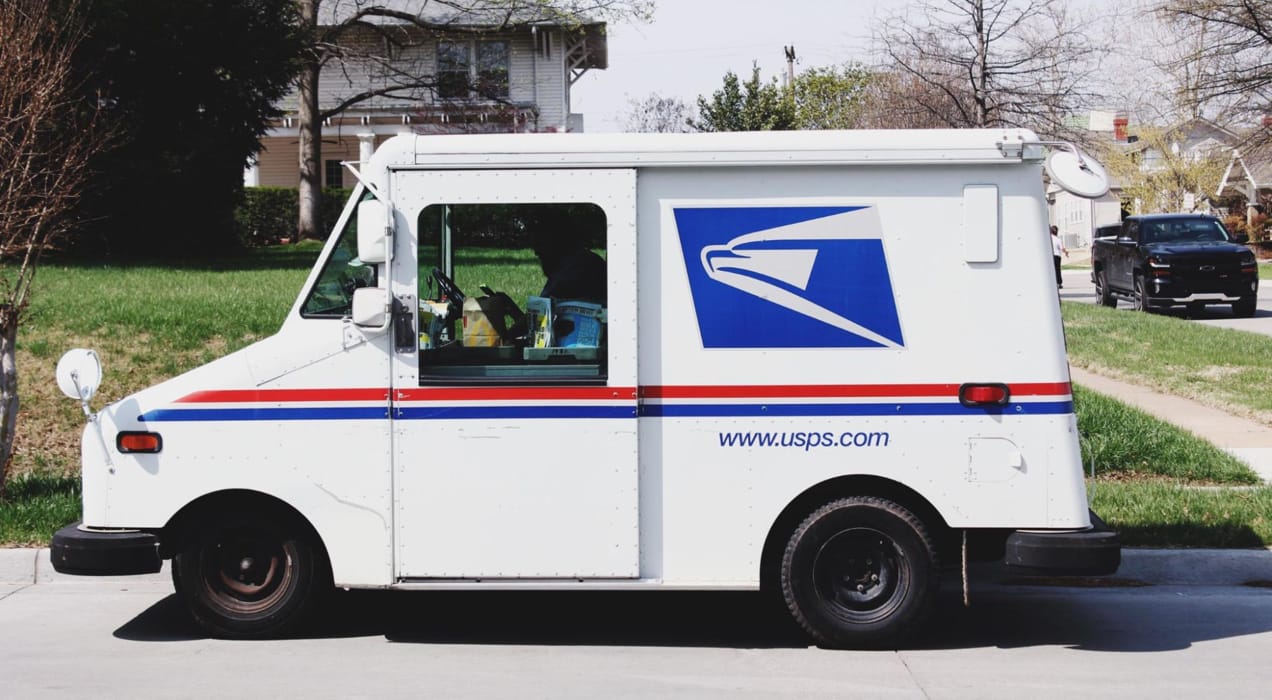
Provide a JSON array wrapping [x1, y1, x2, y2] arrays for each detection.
[[0, 474, 79, 502], [1114, 523, 1267, 548], [44, 243, 324, 272]]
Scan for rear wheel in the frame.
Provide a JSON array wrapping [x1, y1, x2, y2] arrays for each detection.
[[780, 497, 938, 649], [172, 511, 327, 639], [1233, 296, 1257, 318], [1095, 270, 1116, 307]]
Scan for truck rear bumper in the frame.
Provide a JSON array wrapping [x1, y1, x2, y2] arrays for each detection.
[[50, 522, 162, 576], [1003, 513, 1121, 576]]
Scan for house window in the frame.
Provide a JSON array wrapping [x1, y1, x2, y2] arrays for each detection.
[[324, 159, 344, 189], [476, 41, 509, 98], [437, 40, 510, 100]]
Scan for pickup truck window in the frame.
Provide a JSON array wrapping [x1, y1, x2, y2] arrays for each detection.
[[1141, 219, 1231, 244]]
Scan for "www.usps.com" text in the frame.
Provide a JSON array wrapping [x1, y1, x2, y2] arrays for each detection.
[[718, 430, 891, 450]]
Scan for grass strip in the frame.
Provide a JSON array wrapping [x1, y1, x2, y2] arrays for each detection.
[[1090, 479, 1272, 547], [1062, 301, 1272, 423], [0, 474, 81, 547], [1074, 385, 1259, 484]]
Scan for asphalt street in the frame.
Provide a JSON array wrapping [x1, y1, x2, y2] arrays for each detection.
[[2, 562, 1271, 699]]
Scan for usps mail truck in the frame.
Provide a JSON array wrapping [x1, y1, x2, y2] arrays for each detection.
[[52, 129, 1119, 648]]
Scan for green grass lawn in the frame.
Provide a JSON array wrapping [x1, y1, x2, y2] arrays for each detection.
[[1, 246, 1268, 547], [1062, 301, 1272, 423]]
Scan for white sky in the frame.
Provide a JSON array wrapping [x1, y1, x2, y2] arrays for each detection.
[[571, 0, 916, 132]]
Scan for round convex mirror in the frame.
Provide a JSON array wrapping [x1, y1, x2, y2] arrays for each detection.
[[1045, 149, 1110, 199], [56, 349, 102, 402]]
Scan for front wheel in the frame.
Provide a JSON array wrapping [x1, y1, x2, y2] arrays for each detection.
[[172, 511, 327, 639], [780, 497, 938, 649]]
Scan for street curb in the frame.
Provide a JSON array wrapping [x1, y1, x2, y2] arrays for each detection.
[[4, 546, 1272, 587]]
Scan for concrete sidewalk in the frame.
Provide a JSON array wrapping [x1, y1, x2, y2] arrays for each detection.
[[3, 547, 1270, 587], [1069, 366, 1272, 482]]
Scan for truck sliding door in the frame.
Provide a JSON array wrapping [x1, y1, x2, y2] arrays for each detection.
[[389, 169, 639, 579]]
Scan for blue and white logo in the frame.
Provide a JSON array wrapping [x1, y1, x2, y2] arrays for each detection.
[[673, 205, 904, 348]]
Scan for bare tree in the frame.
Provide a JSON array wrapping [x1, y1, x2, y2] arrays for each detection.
[[873, 0, 1106, 139], [1156, 1, 1272, 146], [622, 93, 696, 133], [0, 0, 113, 490], [1099, 125, 1230, 214], [293, 0, 653, 240]]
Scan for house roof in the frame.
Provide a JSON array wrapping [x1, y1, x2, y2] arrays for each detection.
[[319, 0, 603, 31]]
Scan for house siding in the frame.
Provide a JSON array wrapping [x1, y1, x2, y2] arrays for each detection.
[[251, 23, 600, 187]]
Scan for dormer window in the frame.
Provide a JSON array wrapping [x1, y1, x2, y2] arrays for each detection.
[[437, 39, 509, 100]]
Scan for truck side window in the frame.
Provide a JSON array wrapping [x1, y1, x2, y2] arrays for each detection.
[[301, 192, 378, 318], [417, 202, 608, 384]]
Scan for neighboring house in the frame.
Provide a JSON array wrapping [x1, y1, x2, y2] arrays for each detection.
[[246, 8, 607, 189], [1049, 116, 1268, 248], [1216, 134, 1272, 229]]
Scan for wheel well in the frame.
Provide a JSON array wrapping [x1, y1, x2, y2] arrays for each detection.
[[758, 476, 953, 593], [159, 489, 331, 571]]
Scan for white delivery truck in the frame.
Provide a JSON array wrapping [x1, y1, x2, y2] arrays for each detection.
[[52, 129, 1119, 648]]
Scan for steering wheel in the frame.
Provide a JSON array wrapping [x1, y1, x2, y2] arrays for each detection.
[[431, 268, 465, 305]]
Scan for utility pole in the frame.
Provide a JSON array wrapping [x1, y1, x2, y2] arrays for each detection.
[[784, 45, 796, 90]]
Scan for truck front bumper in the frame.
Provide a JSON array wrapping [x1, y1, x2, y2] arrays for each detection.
[[1003, 513, 1121, 576], [50, 522, 162, 576]]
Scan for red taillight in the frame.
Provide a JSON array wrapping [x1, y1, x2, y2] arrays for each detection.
[[117, 432, 162, 453], [959, 383, 1010, 407]]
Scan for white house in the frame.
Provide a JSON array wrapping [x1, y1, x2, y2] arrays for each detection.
[[247, 5, 608, 189]]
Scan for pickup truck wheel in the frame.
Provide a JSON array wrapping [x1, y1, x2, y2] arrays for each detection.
[[1233, 296, 1257, 318], [1133, 275, 1152, 313], [172, 511, 326, 639], [780, 496, 938, 649], [1095, 271, 1116, 307]]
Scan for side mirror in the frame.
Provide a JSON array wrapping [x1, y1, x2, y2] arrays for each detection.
[[357, 199, 389, 264], [56, 349, 102, 402], [1235, 233, 1250, 244], [351, 287, 389, 329]]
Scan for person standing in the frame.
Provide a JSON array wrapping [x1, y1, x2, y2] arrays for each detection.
[[1050, 225, 1068, 288]]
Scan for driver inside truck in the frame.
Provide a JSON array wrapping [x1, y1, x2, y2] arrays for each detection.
[[529, 226, 607, 304]]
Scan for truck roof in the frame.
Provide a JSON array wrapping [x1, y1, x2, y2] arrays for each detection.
[[367, 129, 1047, 171]]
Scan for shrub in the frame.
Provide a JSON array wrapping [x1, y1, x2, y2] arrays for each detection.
[[235, 187, 352, 246]]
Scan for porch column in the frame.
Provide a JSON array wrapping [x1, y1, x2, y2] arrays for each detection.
[[358, 132, 376, 164], [243, 158, 260, 187]]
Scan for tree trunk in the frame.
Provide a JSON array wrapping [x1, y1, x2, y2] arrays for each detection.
[[0, 313, 19, 495], [296, 0, 323, 240]]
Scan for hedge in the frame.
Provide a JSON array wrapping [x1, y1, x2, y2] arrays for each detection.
[[236, 187, 352, 247]]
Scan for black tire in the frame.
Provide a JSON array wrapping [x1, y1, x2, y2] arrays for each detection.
[[780, 497, 938, 649], [172, 510, 327, 639], [1133, 274, 1151, 313], [1233, 296, 1257, 318], [1095, 270, 1116, 307]]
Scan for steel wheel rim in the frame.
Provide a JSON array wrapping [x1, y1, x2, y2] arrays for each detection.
[[811, 528, 907, 623], [201, 528, 294, 615]]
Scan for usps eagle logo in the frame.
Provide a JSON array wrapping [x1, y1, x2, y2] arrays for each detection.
[[673, 205, 904, 348]]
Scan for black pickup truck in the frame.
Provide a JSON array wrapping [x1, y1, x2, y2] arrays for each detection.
[[1090, 214, 1259, 317]]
